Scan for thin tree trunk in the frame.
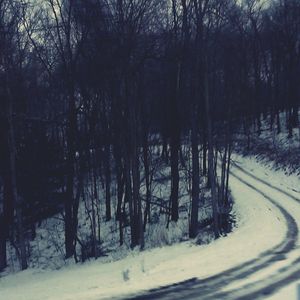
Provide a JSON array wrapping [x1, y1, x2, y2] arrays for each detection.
[[7, 90, 27, 270], [0, 214, 7, 271], [65, 80, 77, 259], [202, 131, 207, 176], [204, 71, 219, 239], [104, 144, 111, 221], [143, 133, 151, 232], [0, 165, 14, 271], [170, 61, 181, 223], [92, 166, 97, 258], [170, 136, 179, 222], [130, 102, 144, 248], [190, 108, 200, 238]]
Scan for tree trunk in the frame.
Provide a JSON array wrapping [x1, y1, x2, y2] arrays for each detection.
[[65, 80, 77, 259], [202, 130, 207, 176], [204, 71, 219, 239], [170, 135, 179, 222], [104, 144, 111, 221], [190, 109, 200, 238], [7, 91, 27, 270], [143, 136, 151, 232], [0, 214, 7, 271], [170, 61, 181, 223], [0, 164, 14, 271]]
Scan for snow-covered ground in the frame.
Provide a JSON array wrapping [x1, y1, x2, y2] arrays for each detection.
[[1, 154, 298, 299], [227, 154, 300, 299], [3, 156, 207, 273], [235, 110, 300, 175], [267, 281, 300, 300]]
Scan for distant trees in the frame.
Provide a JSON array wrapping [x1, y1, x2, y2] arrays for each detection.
[[0, 0, 299, 270]]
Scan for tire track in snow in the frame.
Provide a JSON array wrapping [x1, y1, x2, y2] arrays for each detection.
[[231, 160, 300, 202], [198, 167, 299, 300], [208, 161, 300, 300], [121, 163, 299, 300]]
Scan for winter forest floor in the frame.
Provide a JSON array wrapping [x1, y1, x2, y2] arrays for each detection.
[[235, 113, 300, 175], [1, 113, 300, 299]]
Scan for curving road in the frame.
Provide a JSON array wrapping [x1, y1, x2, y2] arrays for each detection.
[[121, 160, 300, 300]]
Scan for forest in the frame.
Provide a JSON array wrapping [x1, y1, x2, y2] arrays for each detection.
[[0, 0, 299, 272]]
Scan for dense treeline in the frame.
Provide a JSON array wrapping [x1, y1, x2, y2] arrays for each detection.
[[0, 0, 299, 271]]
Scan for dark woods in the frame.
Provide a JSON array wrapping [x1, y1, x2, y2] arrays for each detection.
[[0, 0, 299, 271]]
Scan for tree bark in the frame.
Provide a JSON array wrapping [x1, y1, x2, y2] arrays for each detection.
[[170, 135, 179, 222], [0, 214, 7, 271], [104, 144, 111, 221], [190, 109, 200, 238], [7, 89, 28, 270], [65, 78, 77, 259], [204, 71, 219, 239]]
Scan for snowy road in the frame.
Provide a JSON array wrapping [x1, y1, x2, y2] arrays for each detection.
[[121, 158, 300, 300]]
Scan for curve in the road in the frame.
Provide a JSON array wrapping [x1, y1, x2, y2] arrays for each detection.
[[120, 163, 299, 300], [200, 168, 299, 299]]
